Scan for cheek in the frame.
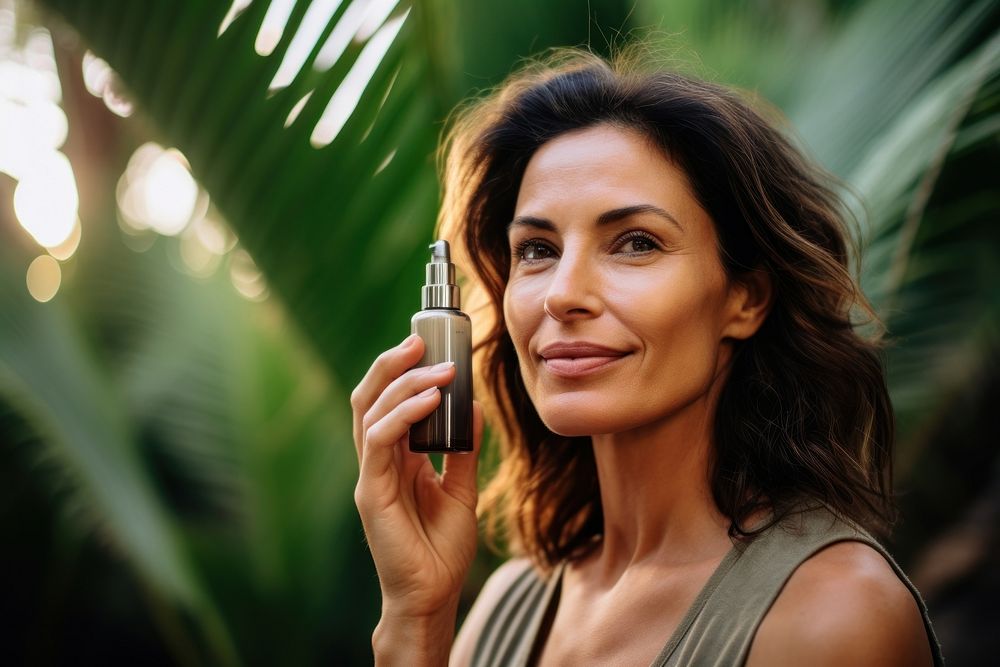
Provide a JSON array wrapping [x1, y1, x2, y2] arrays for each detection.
[[620, 264, 730, 378], [503, 278, 543, 347], [503, 279, 548, 399]]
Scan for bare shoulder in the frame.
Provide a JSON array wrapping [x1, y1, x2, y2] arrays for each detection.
[[450, 558, 536, 667], [746, 540, 934, 667]]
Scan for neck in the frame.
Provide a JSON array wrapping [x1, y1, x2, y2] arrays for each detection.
[[586, 388, 733, 583]]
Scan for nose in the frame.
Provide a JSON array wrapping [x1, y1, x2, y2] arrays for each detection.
[[542, 248, 603, 321]]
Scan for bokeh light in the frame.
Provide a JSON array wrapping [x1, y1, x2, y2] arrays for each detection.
[[0, 98, 68, 176], [81, 50, 110, 96], [1, 12, 81, 275], [117, 143, 201, 236], [179, 225, 223, 278], [0, 32, 60, 104], [13, 150, 79, 248], [81, 49, 133, 117], [0, 27, 68, 180], [192, 214, 237, 256], [229, 248, 269, 301], [25, 254, 61, 302], [102, 82, 134, 117], [46, 217, 82, 261]]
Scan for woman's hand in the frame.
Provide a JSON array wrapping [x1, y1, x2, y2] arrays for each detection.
[[352, 333, 483, 623]]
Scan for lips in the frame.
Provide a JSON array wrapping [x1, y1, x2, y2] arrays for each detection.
[[538, 341, 630, 378]]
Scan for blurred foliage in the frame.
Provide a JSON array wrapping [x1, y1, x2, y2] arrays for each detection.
[[0, 0, 997, 664]]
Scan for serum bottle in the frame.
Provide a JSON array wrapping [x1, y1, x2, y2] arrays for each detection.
[[409, 240, 473, 453]]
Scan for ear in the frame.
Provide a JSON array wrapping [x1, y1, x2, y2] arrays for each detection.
[[722, 269, 773, 341]]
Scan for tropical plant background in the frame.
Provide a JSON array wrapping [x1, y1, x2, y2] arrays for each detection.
[[0, 0, 997, 664]]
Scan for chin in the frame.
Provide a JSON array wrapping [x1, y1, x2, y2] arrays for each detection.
[[534, 395, 630, 437]]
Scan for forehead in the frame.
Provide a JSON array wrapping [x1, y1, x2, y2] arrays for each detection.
[[514, 124, 701, 221]]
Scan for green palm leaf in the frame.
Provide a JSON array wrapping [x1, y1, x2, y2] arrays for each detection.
[[0, 238, 239, 665], [43, 0, 443, 387], [803, 11, 1000, 468]]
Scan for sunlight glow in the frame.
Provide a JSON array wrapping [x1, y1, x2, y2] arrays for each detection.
[[1, 7, 81, 265], [0, 98, 68, 177], [193, 215, 238, 255], [116, 220, 157, 253], [47, 217, 82, 261], [13, 151, 79, 248], [0, 60, 57, 103], [81, 50, 134, 117], [82, 50, 110, 96], [310, 10, 408, 148], [255, 0, 297, 56], [103, 84, 134, 117], [24, 26, 59, 85], [229, 249, 269, 301], [0, 30, 60, 104], [26, 255, 61, 303], [140, 151, 198, 235], [0, 3, 13, 49], [117, 143, 200, 236], [26, 100, 68, 148], [179, 225, 222, 278], [269, 0, 343, 90]]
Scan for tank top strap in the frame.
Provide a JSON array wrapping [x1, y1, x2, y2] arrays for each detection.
[[470, 560, 565, 667], [654, 505, 944, 666]]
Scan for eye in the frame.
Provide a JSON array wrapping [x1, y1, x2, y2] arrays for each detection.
[[616, 231, 661, 255], [512, 238, 556, 263]]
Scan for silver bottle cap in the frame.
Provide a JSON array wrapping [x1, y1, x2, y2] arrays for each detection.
[[422, 240, 460, 309]]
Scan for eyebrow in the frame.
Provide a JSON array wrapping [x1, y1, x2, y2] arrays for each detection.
[[507, 204, 684, 234]]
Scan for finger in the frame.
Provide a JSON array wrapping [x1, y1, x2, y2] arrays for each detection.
[[361, 361, 456, 456], [352, 334, 423, 462], [440, 400, 483, 511], [360, 387, 443, 480]]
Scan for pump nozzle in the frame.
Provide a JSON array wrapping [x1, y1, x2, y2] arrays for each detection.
[[429, 240, 450, 263], [422, 239, 460, 309]]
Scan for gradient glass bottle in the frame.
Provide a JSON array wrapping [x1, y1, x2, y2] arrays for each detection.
[[409, 240, 473, 452]]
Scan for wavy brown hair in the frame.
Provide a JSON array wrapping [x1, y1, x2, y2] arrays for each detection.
[[436, 48, 895, 570]]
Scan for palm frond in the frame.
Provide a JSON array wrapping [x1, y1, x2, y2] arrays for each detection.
[[0, 238, 239, 665], [41, 0, 444, 388]]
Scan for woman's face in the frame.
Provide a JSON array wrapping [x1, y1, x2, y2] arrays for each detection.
[[503, 124, 759, 437]]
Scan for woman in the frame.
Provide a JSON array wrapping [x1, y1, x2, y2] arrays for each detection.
[[351, 48, 942, 666]]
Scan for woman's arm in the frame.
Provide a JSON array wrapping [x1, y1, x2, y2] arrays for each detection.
[[350, 336, 484, 666], [746, 541, 935, 666], [372, 600, 462, 667]]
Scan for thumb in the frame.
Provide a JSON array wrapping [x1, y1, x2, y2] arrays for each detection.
[[440, 400, 483, 510]]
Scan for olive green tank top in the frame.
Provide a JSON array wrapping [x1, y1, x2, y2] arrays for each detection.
[[470, 506, 944, 666]]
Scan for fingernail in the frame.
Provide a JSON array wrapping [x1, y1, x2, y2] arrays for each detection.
[[418, 386, 438, 397], [431, 361, 455, 371], [402, 334, 420, 348]]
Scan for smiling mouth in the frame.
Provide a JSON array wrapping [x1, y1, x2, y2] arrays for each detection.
[[542, 354, 629, 378]]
